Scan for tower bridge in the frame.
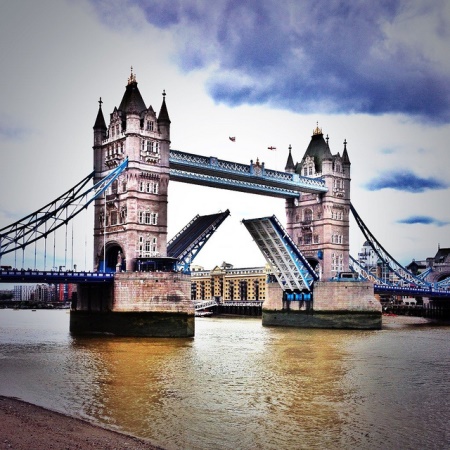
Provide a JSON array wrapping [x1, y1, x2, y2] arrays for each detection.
[[1, 70, 449, 335]]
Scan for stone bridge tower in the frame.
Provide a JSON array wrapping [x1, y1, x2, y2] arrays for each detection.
[[92, 69, 171, 273], [285, 124, 351, 280], [72, 70, 194, 337]]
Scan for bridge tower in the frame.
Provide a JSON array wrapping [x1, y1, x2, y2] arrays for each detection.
[[92, 69, 170, 272], [71, 70, 194, 337], [285, 124, 351, 280]]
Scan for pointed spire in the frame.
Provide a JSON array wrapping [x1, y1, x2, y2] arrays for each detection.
[[342, 138, 351, 165], [93, 97, 107, 130], [118, 69, 146, 114], [157, 90, 171, 124], [285, 145, 295, 173]]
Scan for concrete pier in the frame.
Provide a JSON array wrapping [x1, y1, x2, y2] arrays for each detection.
[[71, 272, 194, 337], [262, 281, 382, 330]]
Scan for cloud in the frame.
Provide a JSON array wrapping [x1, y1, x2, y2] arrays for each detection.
[[365, 170, 448, 192], [89, 0, 450, 123], [397, 216, 449, 226], [0, 119, 29, 140]]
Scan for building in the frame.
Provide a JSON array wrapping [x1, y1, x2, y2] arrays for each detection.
[[191, 262, 271, 302], [92, 68, 171, 273], [285, 124, 351, 280]]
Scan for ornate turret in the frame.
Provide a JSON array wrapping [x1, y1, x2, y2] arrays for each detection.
[[285, 145, 295, 173]]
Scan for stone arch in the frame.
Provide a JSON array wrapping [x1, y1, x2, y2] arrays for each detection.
[[97, 241, 124, 273], [428, 271, 450, 284]]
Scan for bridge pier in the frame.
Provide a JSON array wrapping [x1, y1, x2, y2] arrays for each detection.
[[71, 272, 194, 337], [262, 281, 382, 329]]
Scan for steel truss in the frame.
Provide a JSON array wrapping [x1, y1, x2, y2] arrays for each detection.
[[167, 210, 230, 273], [242, 215, 318, 293], [350, 203, 431, 288], [0, 158, 128, 259]]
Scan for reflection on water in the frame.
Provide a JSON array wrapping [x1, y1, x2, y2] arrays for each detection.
[[0, 310, 449, 449]]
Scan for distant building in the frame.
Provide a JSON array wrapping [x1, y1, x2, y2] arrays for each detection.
[[191, 262, 271, 302]]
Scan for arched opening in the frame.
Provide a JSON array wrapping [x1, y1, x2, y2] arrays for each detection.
[[98, 243, 124, 273]]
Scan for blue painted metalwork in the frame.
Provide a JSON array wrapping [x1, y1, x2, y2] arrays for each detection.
[[350, 255, 450, 297], [169, 149, 327, 197], [167, 210, 230, 273], [0, 159, 128, 260], [0, 268, 114, 284], [350, 203, 431, 288], [242, 215, 318, 294]]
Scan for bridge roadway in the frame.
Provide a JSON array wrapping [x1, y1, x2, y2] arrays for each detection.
[[0, 268, 114, 284], [168, 149, 328, 198]]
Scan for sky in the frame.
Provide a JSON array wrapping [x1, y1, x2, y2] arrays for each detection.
[[1, 0, 450, 273]]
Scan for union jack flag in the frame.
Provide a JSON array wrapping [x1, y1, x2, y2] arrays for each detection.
[[229, 136, 236, 142]]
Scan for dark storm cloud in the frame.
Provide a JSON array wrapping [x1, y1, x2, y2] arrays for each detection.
[[365, 170, 448, 192], [397, 216, 449, 226], [90, 0, 450, 122]]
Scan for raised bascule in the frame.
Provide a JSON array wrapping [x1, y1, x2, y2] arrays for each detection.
[[1, 70, 449, 335]]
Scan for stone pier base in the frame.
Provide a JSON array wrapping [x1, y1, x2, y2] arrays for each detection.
[[262, 281, 382, 330], [70, 272, 194, 337]]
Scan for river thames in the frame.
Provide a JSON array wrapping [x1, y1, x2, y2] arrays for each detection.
[[0, 309, 449, 449]]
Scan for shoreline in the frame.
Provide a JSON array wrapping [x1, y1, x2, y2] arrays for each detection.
[[0, 396, 163, 450]]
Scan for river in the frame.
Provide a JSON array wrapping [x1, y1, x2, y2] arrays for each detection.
[[0, 309, 449, 449]]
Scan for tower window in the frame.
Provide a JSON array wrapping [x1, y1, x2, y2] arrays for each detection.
[[147, 121, 154, 131]]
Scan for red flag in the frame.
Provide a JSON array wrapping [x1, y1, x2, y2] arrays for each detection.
[[229, 136, 236, 142]]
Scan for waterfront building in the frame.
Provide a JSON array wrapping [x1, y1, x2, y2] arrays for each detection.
[[13, 285, 34, 301], [191, 262, 271, 302]]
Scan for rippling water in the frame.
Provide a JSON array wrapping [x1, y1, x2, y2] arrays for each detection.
[[0, 309, 449, 449]]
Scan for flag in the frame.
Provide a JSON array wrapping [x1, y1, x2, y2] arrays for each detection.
[[229, 136, 236, 142]]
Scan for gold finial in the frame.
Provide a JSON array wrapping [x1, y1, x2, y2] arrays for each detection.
[[127, 66, 137, 85], [162, 89, 166, 98], [313, 121, 322, 135]]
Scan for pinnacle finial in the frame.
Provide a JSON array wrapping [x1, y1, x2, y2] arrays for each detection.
[[98, 97, 103, 108], [343, 139, 347, 150], [162, 89, 166, 98], [313, 121, 322, 135], [127, 66, 137, 85]]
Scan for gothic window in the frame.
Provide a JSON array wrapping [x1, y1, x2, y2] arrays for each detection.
[[147, 120, 154, 131], [314, 235, 319, 244], [110, 210, 118, 225], [304, 209, 313, 222], [154, 142, 160, 153], [151, 237, 157, 253], [303, 167, 307, 176], [122, 181, 127, 192], [139, 181, 144, 192], [145, 212, 151, 224], [141, 139, 145, 152], [138, 211, 144, 223], [298, 236, 303, 245], [115, 124, 119, 136], [152, 182, 159, 194], [308, 166, 313, 175], [147, 141, 151, 152], [146, 182, 151, 193], [111, 180, 118, 194], [151, 212, 158, 225], [304, 233, 312, 245]]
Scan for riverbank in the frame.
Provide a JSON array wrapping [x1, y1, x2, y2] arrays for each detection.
[[0, 396, 163, 450], [382, 313, 445, 329]]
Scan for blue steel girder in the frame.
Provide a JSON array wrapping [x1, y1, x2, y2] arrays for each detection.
[[350, 203, 431, 288], [167, 210, 230, 273], [0, 158, 128, 258], [349, 255, 389, 285], [242, 215, 318, 292], [169, 149, 327, 197]]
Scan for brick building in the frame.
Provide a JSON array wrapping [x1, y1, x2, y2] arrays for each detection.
[[191, 262, 271, 302]]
